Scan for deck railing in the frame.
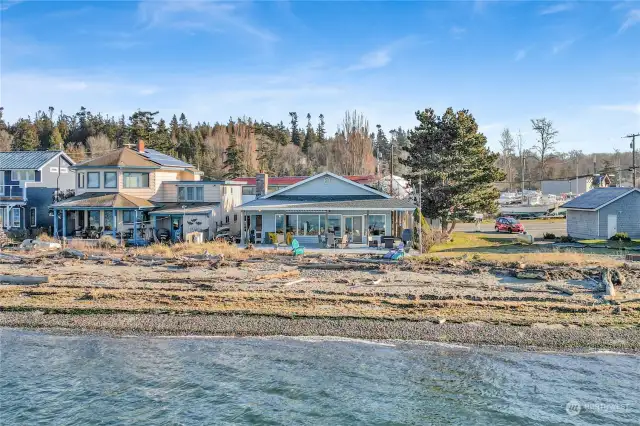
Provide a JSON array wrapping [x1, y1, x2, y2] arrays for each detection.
[[0, 185, 25, 200]]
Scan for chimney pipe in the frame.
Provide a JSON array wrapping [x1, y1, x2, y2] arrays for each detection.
[[138, 139, 145, 153], [256, 173, 268, 198]]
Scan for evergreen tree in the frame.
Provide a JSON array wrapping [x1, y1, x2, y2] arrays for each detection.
[[289, 112, 301, 146], [316, 113, 326, 143], [303, 113, 315, 154], [129, 110, 158, 146], [402, 107, 504, 234], [223, 134, 245, 178], [11, 119, 39, 151], [49, 127, 64, 150]]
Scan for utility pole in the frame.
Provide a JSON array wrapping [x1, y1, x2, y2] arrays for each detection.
[[390, 144, 394, 235], [624, 133, 640, 188]]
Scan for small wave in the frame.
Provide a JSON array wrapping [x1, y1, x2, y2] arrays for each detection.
[[267, 335, 397, 347]]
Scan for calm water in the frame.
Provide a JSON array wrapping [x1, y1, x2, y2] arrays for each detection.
[[1, 329, 638, 425]]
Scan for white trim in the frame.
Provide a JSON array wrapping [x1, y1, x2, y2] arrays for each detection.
[[240, 206, 414, 212], [30, 207, 37, 228], [262, 171, 391, 200], [11, 207, 21, 228], [50, 167, 59, 173]]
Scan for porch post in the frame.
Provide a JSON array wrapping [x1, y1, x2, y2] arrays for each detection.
[[365, 211, 369, 243], [134, 210, 138, 243], [112, 209, 117, 237], [62, 209, 67, 238], [84, 210, 89, 229], [324, 211, 328, 242], [53, 208, 59, 238], [239, 210, 244, 243]]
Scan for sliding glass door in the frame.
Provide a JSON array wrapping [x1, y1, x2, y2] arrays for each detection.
[[344, 216, 364, 243]]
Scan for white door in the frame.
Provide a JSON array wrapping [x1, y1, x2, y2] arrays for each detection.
[[607, 215, 617, 239]]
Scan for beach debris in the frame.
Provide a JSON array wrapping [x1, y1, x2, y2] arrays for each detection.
[[335, 278, 351, 284], [0, 252, 27, 263], [546, 283, 574, 296], [298, 263, 379, 271], [0, 275, 49, 285], [602, 268, 616, 297], [20, 239, 61, 251], [61, 248, 86, 259], [283, 278, 305, 286], [256, 268, 300, 281], [516, 270, 548, 281]]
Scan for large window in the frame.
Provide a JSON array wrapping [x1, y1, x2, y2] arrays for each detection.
[[367, 214, 386, 236], [275, 214, 285, 234], [122, 210, 139, 224], [104, 210, 114, 230], [88, 210, 100, 228], [12, 170, 35, 182], [104, 172, 117, 188], [328, 215, 342, 237], [242, 186, 256, 195], [12, 208, 21, 227], [87, 172, 100, 188], [298, 214, 321, 235], [178, 186, 204, 202], [77, 173, 85, 188], [123, 172, 149, 188], [285, 215, 297, 234], [29, 207, 36, 228]]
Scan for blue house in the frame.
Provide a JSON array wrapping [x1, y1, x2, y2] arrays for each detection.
[[0, 151, 75, 231]]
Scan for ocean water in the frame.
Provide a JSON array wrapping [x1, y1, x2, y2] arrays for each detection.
[[0, 329, 638, 425]]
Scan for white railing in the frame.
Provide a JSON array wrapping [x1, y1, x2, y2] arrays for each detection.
[[0, 185, 26, 200]]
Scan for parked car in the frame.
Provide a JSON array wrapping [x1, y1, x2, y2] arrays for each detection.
[[495, 217, 525, 233]]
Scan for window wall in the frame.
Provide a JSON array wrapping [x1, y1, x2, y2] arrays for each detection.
[[89, 210, 100, 228], [123, 172, 149, 188], [367, 214, 386, 235]]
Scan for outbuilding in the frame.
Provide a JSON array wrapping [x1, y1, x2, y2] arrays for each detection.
[[562, 187, 640, 239]]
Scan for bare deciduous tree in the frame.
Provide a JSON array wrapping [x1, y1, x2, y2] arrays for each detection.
[[86, 133, 115, 157], [499, 128, 515, 189], [530, 118, 559, 180]]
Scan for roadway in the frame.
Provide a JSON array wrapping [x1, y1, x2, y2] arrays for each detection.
[[455, 219, 567, 238]]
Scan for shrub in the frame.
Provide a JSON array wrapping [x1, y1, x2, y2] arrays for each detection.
[[543, 232, 556, 240], [559, 236, 575, 243], [6, 229, 28, 241], [99, 235, 119, 249], [610, 232, 631, 242]]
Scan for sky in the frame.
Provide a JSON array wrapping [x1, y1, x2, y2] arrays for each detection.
[[0, 0, 639, 153]]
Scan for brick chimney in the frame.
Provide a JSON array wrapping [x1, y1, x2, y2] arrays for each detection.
[[137, 139, 145, 153], [256, 173, 268, 198]]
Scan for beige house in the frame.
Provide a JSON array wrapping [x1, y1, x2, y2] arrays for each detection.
[[52, 140, 243, 242]]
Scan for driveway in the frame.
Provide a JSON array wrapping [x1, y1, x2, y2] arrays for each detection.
[[455, 220, 566, 239]]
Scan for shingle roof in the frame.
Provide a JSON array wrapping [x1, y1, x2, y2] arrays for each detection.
[[74, 148, 159, 168], [0, 151, 65, 169], [561, 187, 635, 210], [52, 192, 155, 209], [239, 197, 416, 211]]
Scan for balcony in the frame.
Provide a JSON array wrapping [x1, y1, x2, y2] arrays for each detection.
[[0, 185, 26, 201]]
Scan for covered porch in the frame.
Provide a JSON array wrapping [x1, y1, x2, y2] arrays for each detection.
[[149, 203, 218, 243], [51, 193, 155, 242], [238, 199, 417, 248]]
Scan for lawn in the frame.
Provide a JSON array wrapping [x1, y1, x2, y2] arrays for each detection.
[[429, 232, 506, 252]]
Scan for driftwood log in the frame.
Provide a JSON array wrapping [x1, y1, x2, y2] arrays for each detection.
[[602, 268, 616, 297], [546, 283, 574, 296], [0, 275, 49, 285], [256, 268, 300, 281], [298, 263, 378, 271]]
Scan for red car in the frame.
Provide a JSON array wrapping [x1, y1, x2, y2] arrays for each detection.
[[495, 217, 524, 233]]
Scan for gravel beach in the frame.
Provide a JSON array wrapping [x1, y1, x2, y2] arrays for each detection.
[[2, 312, 639, 352]]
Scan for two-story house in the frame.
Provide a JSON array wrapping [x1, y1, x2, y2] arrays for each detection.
[[51, 140, 243, 242], [0, 151, 75, 231]]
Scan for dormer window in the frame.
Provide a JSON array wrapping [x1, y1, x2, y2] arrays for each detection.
[[178, 186, 204, 202]]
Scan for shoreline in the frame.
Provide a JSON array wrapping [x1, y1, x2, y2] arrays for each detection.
[[2, 311, 639, 353]]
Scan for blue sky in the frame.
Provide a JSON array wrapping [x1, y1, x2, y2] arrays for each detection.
[[1, 0, 639, 153]]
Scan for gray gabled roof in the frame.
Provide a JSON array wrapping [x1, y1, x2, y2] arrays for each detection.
[[561, 187, 636, 211], [0, 151, 71, 170]]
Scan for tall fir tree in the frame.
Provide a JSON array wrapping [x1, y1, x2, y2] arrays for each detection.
[[402, 107, 504, 234], [316, 113, 326, 143], [49, 127, 64, 150], [223, 134, 246, 178], [11, 119, 39, 151], [303, 113, 315, 154], [289, 112, 301, 147]]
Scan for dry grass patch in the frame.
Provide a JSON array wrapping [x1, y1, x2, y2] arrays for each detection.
[[132, 241, 274, 261], [427, 251, 623, 267]]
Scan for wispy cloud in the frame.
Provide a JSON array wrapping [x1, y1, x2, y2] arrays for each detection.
[[599, 103, 640, 116], [346, 37, 417, 72], [552, 39, 576, 54], [514, 49, 527, 62], [0, 0, 23, 11], [539, 2, 574, 15], [137, 0, 278, 42], [450, 26, 466, 38], [619, 9, 640, 33]]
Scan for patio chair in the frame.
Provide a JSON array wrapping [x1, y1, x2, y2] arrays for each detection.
[[383, 242, 405, 260], [326, 233, 336, 248], [291, 239, 305, 257], [338, 234, 349, 249]]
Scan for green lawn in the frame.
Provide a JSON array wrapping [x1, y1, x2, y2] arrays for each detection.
[[430, 232, 508, 252]]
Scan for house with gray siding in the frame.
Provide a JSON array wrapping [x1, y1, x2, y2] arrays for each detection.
[[0, 151, 75, 231], [562, 187, 640, 239], [237, 172, 416, 246]]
